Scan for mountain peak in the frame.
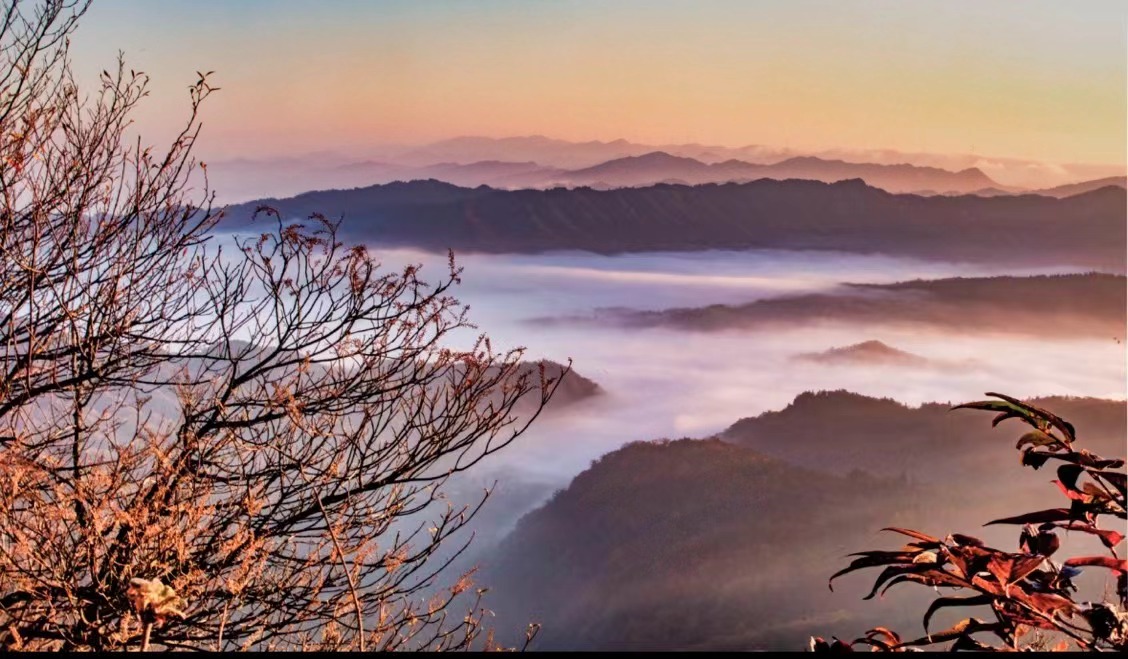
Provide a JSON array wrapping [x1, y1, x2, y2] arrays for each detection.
[[567, 151, 709, 178], [794, 340, 931, 366], [831, 177, 873, 189], [626, 151, 700, 164], [955, 166, 996, 184], [788, 389, 906, 410], [775, 155, 832, 166]]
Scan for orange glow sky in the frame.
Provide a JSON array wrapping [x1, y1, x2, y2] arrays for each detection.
[[72, 1, 1126, 166]]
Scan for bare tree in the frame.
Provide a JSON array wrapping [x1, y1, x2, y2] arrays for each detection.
[[0, 0, 555, 650]]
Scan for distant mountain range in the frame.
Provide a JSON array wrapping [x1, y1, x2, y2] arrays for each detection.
[[211, 148, 1128, 200], [1027, 176, 1128, 198], [213, 150, 1012, 197], [208, 136, 1125, 202], [523, 151, 1003, 194], [225, 179, 1126, 270], [386, 135, 801, 170], [396, 136, 1124, 190], [592, 273, 1127, 338]]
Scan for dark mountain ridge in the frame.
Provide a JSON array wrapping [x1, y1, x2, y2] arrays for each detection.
[[503, 359, 603, 417], [480, 391, 1126, 650], [723, 390, 1126, 480], [484, 437, 930, 650], [1027, 176, 1127, 198], [598, 273, 1127, 338], [386, 135, 1124, 190], [550, 151, 1000, 194], [223, 179, 1126, 270]]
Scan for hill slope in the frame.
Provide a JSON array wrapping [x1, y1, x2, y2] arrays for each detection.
[[722, 390, 1125, 480], [1030, 177, 1126, 198], [484, 438, 930, 651], [506, 359, 602, 417], [480, 392, 1125, 650]]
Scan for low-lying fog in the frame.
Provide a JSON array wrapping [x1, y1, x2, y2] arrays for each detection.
[[361, 247, 1126, 482], [200, 234, 1124, 647]]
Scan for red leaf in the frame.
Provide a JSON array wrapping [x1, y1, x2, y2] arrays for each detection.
[[895, 618, 1002, 648], [1056, 522, 1125, 549], [1064, 556, 1128, 573], [945, 545, 994, 580], [987, 553, 1046, 591], [949, 533, 985, 547], [985, 391, 1076, 443], [829, 554, 914, 591], [864, 627, 901, 645], [922, 595, 993, 635], [1057, 464, 1084, 491], [1052, 480, 1089, 501], [986, 508, 1073, 526], [880, 527, 940, 544]]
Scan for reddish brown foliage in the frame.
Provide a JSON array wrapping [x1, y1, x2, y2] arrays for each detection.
[[813, 393, 1127, 652], [0, 2, 552, 651]]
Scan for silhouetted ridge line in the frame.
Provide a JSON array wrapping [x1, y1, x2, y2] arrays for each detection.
[[223, 179, 1125, 270]]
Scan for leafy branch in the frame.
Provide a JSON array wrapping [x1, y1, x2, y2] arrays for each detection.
[[812, 393, 1126, 652]]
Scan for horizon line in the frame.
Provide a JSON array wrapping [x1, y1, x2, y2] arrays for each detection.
[[207, 133, 1128, 170]]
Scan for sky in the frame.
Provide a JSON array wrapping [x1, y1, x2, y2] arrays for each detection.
[[71, 0, 1127, 166]]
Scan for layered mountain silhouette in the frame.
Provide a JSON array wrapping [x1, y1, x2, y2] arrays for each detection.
[[375, 136, 1125, 189], [483, 438, 932, 651], [224, 180, 1126, 270], [213, 150, 1004, 198], [540, 151, 1001, 194], [478, 392, 1126, 650], [590, 273, 1127, 338], [390, 135, 796, 170], [1028, 176, 1127, 198], [208, 136, 1126, 202]]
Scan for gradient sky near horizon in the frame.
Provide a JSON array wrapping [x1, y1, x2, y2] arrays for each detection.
[[72, 0, 1127, 165]]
